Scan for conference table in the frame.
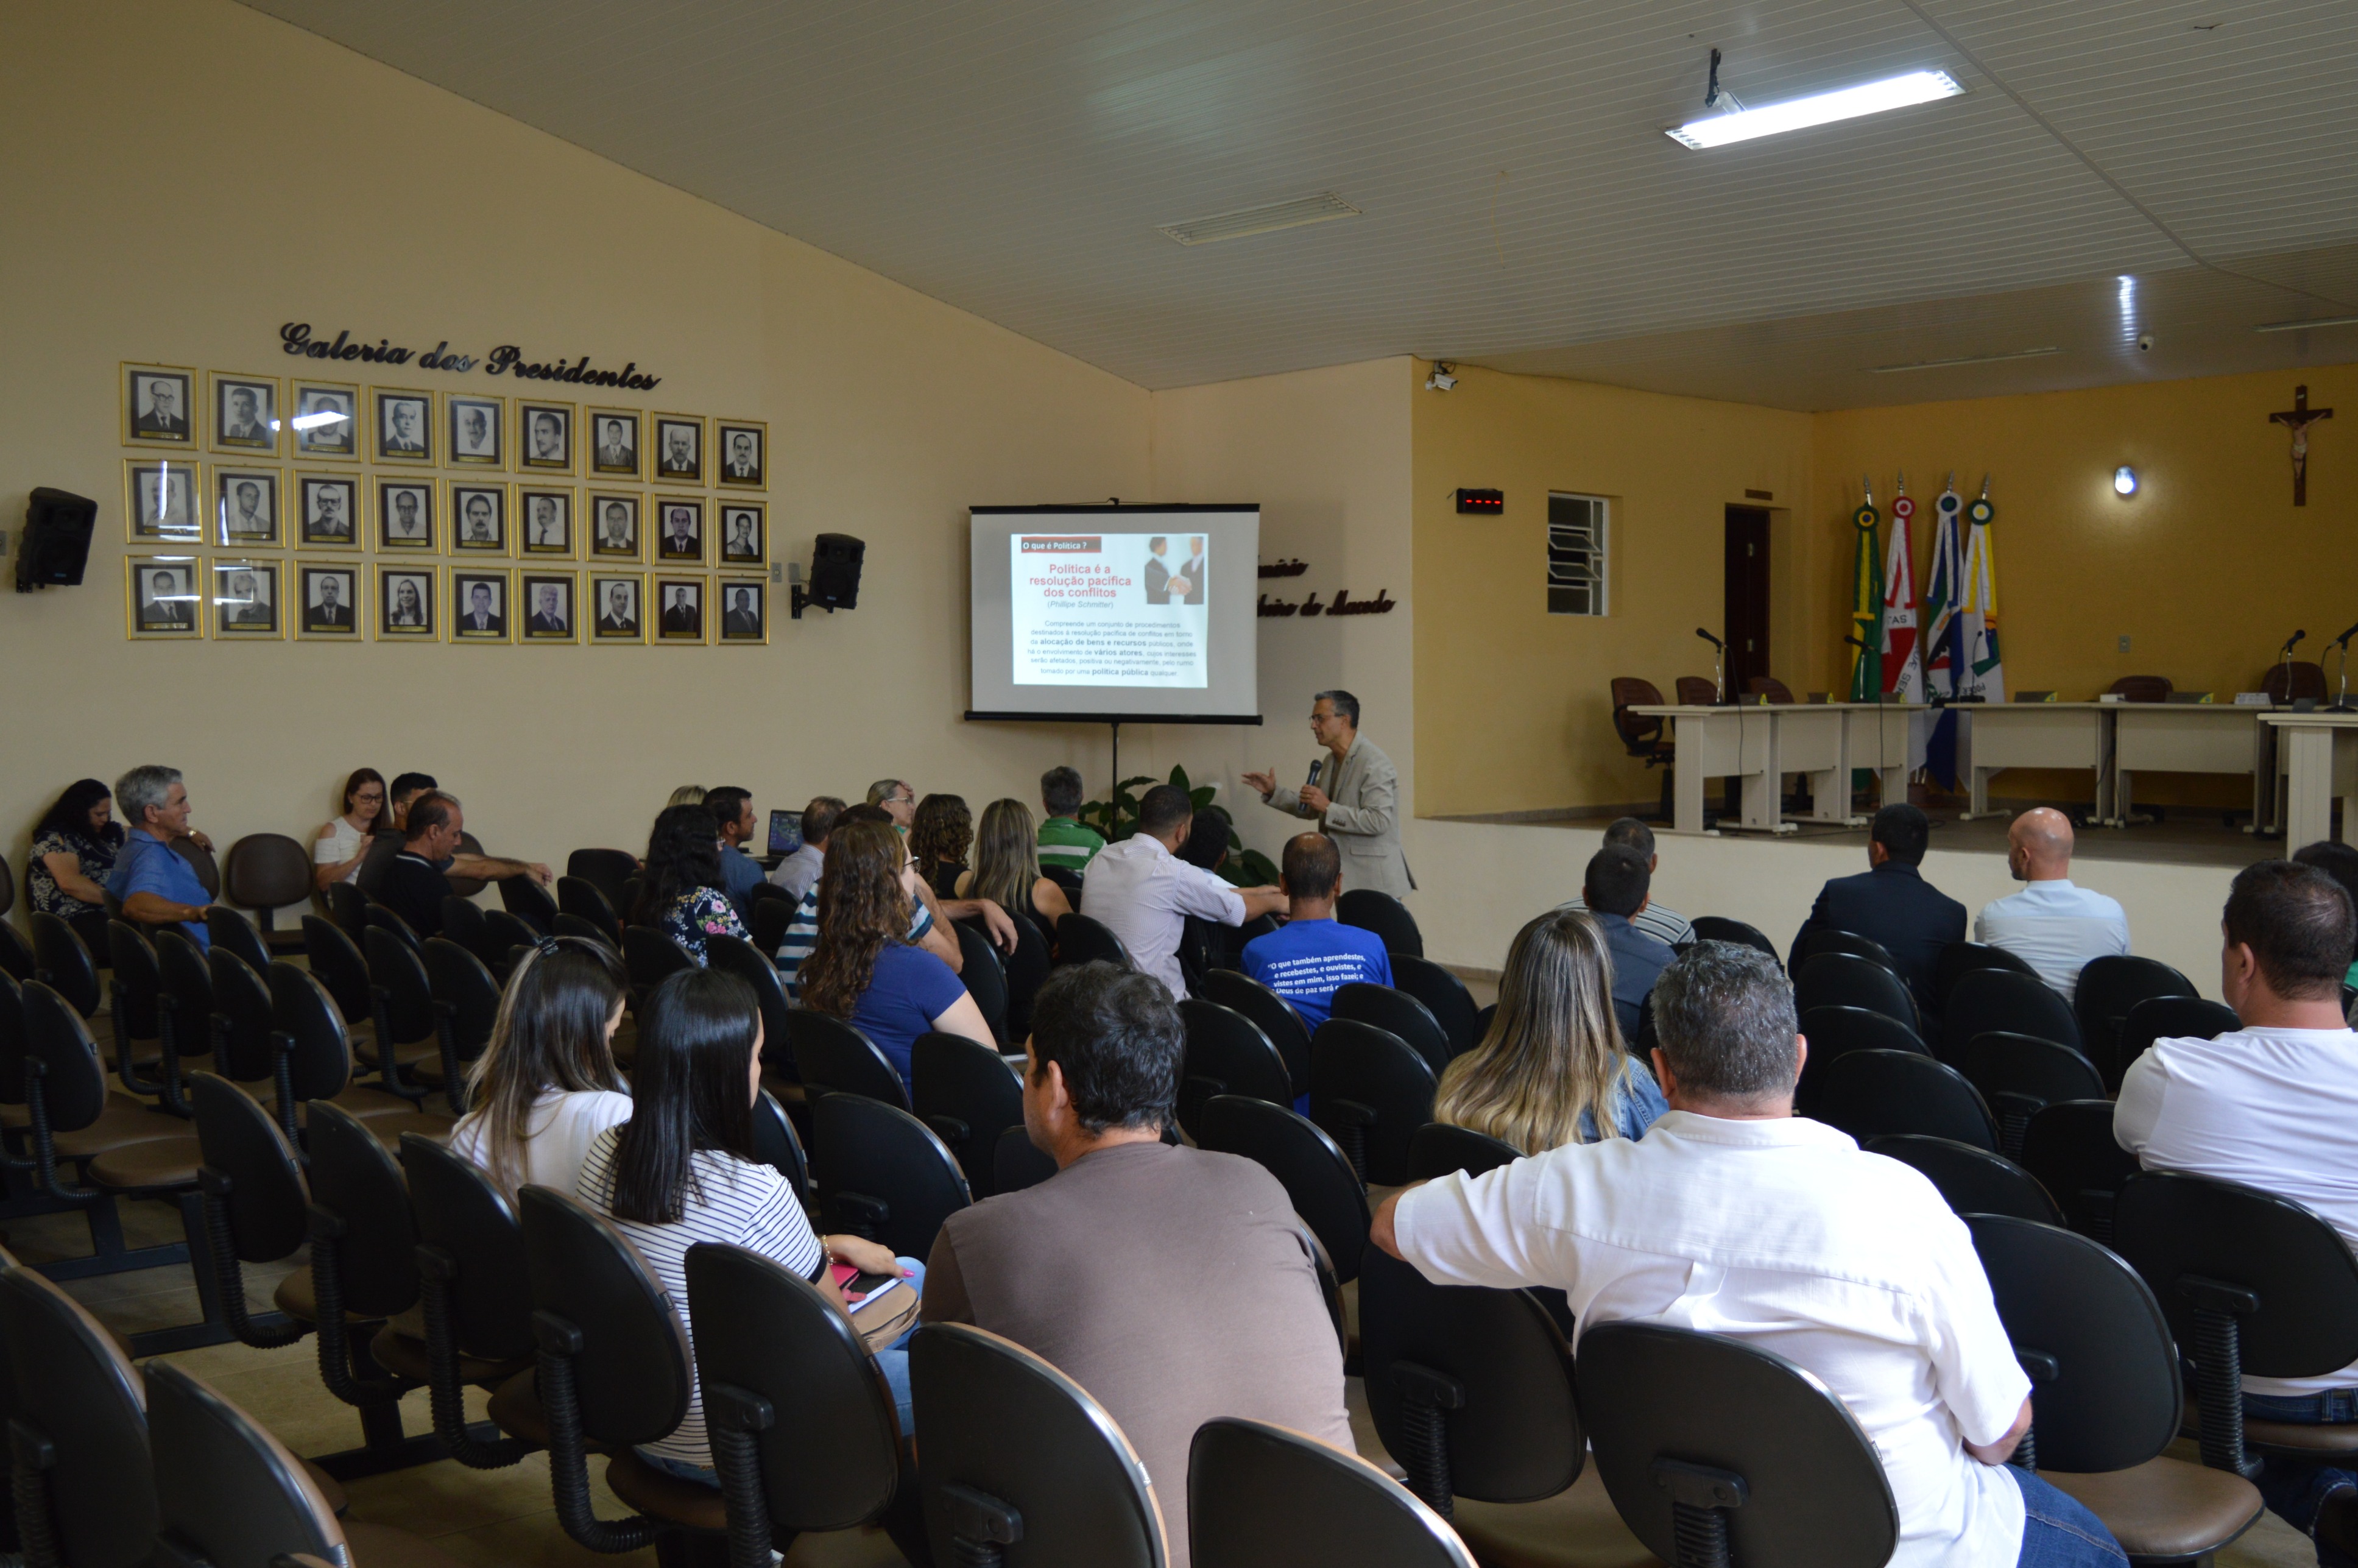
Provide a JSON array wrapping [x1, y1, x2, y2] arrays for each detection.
[[1630, 702, 1920, 835], [2262, 711, 2358, 848]]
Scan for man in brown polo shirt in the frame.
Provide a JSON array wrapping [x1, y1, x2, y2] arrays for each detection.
[[920, 961, 1350, 1568]]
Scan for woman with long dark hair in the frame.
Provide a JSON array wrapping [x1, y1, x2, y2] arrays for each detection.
[[449, 936, 632, 1198], [632, 801, 748, 963], [909, 793, 973, 899], [29, 779, 125, 953], [577, 969, 920, 1480], [802, 821, 996, 1088], [312, 766, 385, 891]]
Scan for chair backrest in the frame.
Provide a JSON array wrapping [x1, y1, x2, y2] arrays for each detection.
[[207, 946, 275, 1081], [1578, 1322, 1897, 1568], [953, 919, 1009, 1036], [786, 1009, 910, 1109], [483, 908, 539, 966], [705, 933, 793, 1075], [0, 916, 33, 984], [1390, 955, 1480, 1058], [0, 967, 24, 1106], [1815, 1050, 1999, 1152], [1958, 1032, 2103, 1153], [565, 849, 638, 916], [2108, 674, 2173, 702], [305, 1100, 421, 1319], [1197, 968, 1315, 1096], [2113, 994, 2239, 1091], [205, 905, 272, 973], [2264, 660, 2329, 704], [323, 879, 369, 943], [0, 855, 12, 920], [1793, 928, 1899, 977], [1933, 941, 2039, 1008], [1675, 675, 1723, 707], [439, 894, 492, 962], [1190, 1417, 1476, 1568], [19, 980, 113, 1135], [551, 913, 619, 952], [108, 917, 162, 1042], [517, 1184, 694, 1446], [811, 1093, 972, 1260], [1336, 890, 1424, 959], [685, 1243, 905, 1532], [300, 913, 373, 1025], [1333, 983, 1452, 1076], [2073, 955, 2195, 1077], [147, 1360, 348, 1568], [267, 961, 361, 1105], [1965, 1213, 2181, 1472], [1308, 1019, 1438, 1186], [1358, 1245, 1584, 1505], [1745, 676, 1797, 705], [623, 923, 697, 994], [1941, 966, 2081, 1061], [1405, 1121, 1523, 1182], [911, 1322, 1165, 1568], [994, 1123, 1060, 1194], [1687, 916, 1779, 961], [749, 896, 797, 958], [498, 873, 559, 933], [0, 1263, 157, 1568], [1056, 912, 1134, 970], [422, 936, 502, 1067], [29, 911, 101, 1019], [911, 1031, 1025, 1199], [556, 876, 621, 942], [400, 1132, 534, 1362], [1199, 1095, 1371, 1284], [1177, 999, 1293, 1138], [365, 923, 437, 1045], [1793, 1004, 1926, 1115], [362, 902, 422, 955], [1863, 1135, 2060, 1224], [155, 928, 213, 1048], [750, 1087, 810, 1200], [170, 833, 222, 899], [2017, 1100, 2139, 1241], [1002, 909, 1052, 1042], [191, 1070, 309, 1263], [224, 832, 312, 914], [1793, 952, 1917, 1034], [1611, 677, 1667, 750]]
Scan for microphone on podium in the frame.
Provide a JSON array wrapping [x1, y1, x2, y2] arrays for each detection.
[[2283, 629, 2308, 657], [2335, 622, 2358, 649], [1695, 627, 1724, 648]]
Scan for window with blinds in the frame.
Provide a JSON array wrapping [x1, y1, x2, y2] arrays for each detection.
[[1547, 492, 1608, 615]]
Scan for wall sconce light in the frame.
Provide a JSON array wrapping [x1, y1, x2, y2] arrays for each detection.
[[2113, 465, 2138, 496]]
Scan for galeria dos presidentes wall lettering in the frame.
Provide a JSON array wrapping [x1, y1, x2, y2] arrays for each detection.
[[278, 322, 662, 389]]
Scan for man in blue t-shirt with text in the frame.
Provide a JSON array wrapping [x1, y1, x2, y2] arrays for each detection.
[[1243, 834, 1392, 1033]]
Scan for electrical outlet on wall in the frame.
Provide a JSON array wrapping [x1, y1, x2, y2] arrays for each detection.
[[2117, 635, 2132, 653]]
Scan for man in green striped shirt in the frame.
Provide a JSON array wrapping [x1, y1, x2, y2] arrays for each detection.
[[1038, 766, 1106, 873]]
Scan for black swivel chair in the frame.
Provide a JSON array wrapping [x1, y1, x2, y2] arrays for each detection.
[[1580, 1321, 1898, 1568], [2113, 996, 2239, 1093], [108, 919, 191, 1112], [2074, 956, 2196, 1083], [362, 902, 422, 956], [398, 1132, 539, 1469], [1794, 1005, 1929, 1115], [28, 913, 101, 1020], [1178, 1000, 1293, 1139], [435, 894, 489, 963], [1337, 890, 1424, 959], [1941, 967, 2082, 1065], [1792, 928, 1900, 977], [2019, 1100, 2139, 1243], [294, 1100, 435, 1453], [812, 1092, 971, 1260], [953, 919, 1009, 1042], [1199, 1095, 1371, 1285], [363, 927, 451, 1108], [786, 1010, 909, 1109], [749, 897, 797, 961], [1391, 956, 1481, 1058], [556, 876, 622, 945], [551, 911, 617, 953], [912, 1031, 1025, 1199], [205, 905, 272, 974], [1933, 941, 2039, 1011], [267, 960, 453, 1148], [1055, 913, 1133, 969], [323, 880, 369, 945], [1957, 1032, 2105, 1157], [752, 1087, 811, 1202], [420, 938, 500, 1112], [565, 849, 638, 917], [1, 1262, 162, 1568], [1309, 1019, 1438, 1185], [1001, 910, 1053, 1044], [622, 925, 697, 997], [1863, 1135, 2060, 1224], [1689, 917, 1780, 962], [1191, 1417, 1477, 1568], [498, 874, 559, 934], [189, 1070, 312, 1352], [300, 914, 376, 1036], [0, 908, 34, 983], [705, 934, 797, 1088], [1794, 952, 1918, 1035], [1333, 984, 1453, 1078], [1199, 968, 1315, 1097], [1814, 1050, 1999, 1153]]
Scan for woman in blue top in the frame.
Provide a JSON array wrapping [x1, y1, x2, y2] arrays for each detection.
[[800, 820, 997, 1088], [633, 802, 750, 964], [1433, 908, 1668, 1153]]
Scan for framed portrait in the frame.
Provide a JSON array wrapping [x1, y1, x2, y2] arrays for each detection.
[[290, 380, 360, 459], [716, 578, 769, 645], [444, 392, 505, 468], [124, 363, 197, 447], [654, 575, 707, 644], [589, 574, 645, 643], [587, 408, 641, 478], [517, 401, 575, 475], [716, 501, 766, 568], [653, 496, 704, 565], [587, 492, 642, 561], [448, 482, 510, 554], [212, 467, 281, 548], [296, 473, 361, 548], [210, 373, 281, 456], [518, 487, 574, 557], [126, 556, 203, 639], [373, 388, 434, 464], [451, 570, 512, 642], [520, 571, 578, 643], [715, 420, 767, 489], [210, 559, 283, 640], [126, 458, 202, 543], [295, 560, 363, 640], [376, 479, 436, 551], [652, 415, 703, 484], [378, 565, 439, 640]]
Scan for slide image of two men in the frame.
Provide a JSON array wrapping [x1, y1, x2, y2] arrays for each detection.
[[1143, 535, 1206, 606]]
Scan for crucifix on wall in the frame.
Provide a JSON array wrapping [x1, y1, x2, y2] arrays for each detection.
[[2270, 384, 2335, 506]]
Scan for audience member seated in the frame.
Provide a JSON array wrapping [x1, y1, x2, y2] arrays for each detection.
[[705, 785, 766, 917], [1795, 802, 1965, 1015], [450, 937, 634, 1198], [387, 771, 439, 832], [386, 770, 552, 890], [766, 795, 842, 903], [1582, 844, 1675, 1037], [2292, 840, 2358, 991], [579, 968, 921, 1474], [800, 822, 998, 1087], [956, 798, 1073, 933], [1037, 765, 1107, 874], [1240, 833, 1389, 1032], [911, 792, 972, 899], [312, 766, 385, 891], [29, 778, 127, 954], [867, 778, 916, 830], [2116, 860, 2358, 1547], [922, 962, 1350, 1568], [1558, 816, 1695, 947], [775, 805, 1011, 995], [632, 803, 750, 964], [1433, 908, 1667, 1151], [1974, 808, 2129, 1002], [106, 765, 216, 950], [1177, 807, 1230, 876], [1082, 785, 1283, 1001], [1376, 943, 2124, 1568], [666, 785, 707, 809], [380, 791, 466, 938]]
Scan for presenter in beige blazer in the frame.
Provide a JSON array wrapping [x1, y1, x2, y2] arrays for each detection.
[[1244, 690, 1414, 900]]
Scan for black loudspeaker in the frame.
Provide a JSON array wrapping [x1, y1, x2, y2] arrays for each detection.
[[802, 532, 866, 615], [16, 488, 98, 592]]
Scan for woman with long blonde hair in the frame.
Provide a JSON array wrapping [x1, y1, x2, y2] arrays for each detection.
[[1433, 909, 1667, 1153], [955, 798, 1072, 933]]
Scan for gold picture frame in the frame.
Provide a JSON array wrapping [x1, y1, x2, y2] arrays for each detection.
[[715, 577, 770, 645], [294, 559, 365, 640], [652, 495, 705, 566], [519, 570, 580, 643], [375, 477, 437, 552], [126, 457, 202, 543], [210, 558, 284, 640], [586, 491, 643, 562], [651, 414, 704, 485], [123, 362, 198, 447], [126, 554, 203, 639], [443, 391, 506, 469], [652, 574, 708, 645], [450, 568, 514, 642], [517, 486, 576, 558], [378, 563, 440, 640], [289, 379, 361, 460], [714, 418, 767, 489], [715, 499, 766, 569], [294, 471, 363, 549], [211, 466, 282, 548], [515, 400, 576, 476], [447, 481, 512, 556], [208, 372, 283, 457], [372, 387, 435, 464], [586, 408, 641, 479], [588, 573, 647, 643]]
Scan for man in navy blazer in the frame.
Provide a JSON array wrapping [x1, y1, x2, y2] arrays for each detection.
[[1793, 803, 1964, 1013]]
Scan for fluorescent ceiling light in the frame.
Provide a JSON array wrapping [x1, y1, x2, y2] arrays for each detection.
[[1667, 69, 1964, 149], [1157, 193, 1361, 247], [2255, 315, 2358, 334], [1869, 346, 2059, 374]]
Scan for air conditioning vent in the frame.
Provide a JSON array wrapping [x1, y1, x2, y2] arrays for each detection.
[[1157, 192, 1361, 246]]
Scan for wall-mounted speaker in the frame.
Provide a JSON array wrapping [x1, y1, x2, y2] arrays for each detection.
[[793, 532, 866, 618], [16, 488, 97, 592]]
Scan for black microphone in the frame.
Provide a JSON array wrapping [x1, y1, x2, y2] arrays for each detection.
[[2283, 629, 2307, 655], [2336, 621, 2358, 649], [1305, 757, 1323, 791], [1842, 634, 1868, 650], [1695, 627, 1724, 648]]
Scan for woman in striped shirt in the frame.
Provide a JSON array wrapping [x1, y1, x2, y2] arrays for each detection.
[[577, 968, 922, 1481]]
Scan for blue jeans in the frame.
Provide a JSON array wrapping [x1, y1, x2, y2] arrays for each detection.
[[2244, 1387, 2358, 1562], [2011, 1466, 2128, 1567]]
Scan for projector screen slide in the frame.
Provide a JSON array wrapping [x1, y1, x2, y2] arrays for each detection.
[[967, 504, 1262, 723]]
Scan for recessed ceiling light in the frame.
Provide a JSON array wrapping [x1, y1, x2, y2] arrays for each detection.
[[1667, 69, 1964, 150], [2254, 315, 2358, 334], [1156, 193, 1361, 247], [1869, 347, 2060, 374]]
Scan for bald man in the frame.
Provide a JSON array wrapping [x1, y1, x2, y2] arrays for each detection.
[[1974, 808, 2130, 1001]]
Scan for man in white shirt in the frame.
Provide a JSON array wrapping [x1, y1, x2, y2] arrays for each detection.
[[1975, 809, 2130, 1001], [1558, 816, 1695, 948], [1374, 943, 2123, 1568], [1081, 785, 1283, 1001], [2116, 859, 2358, 1544]]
